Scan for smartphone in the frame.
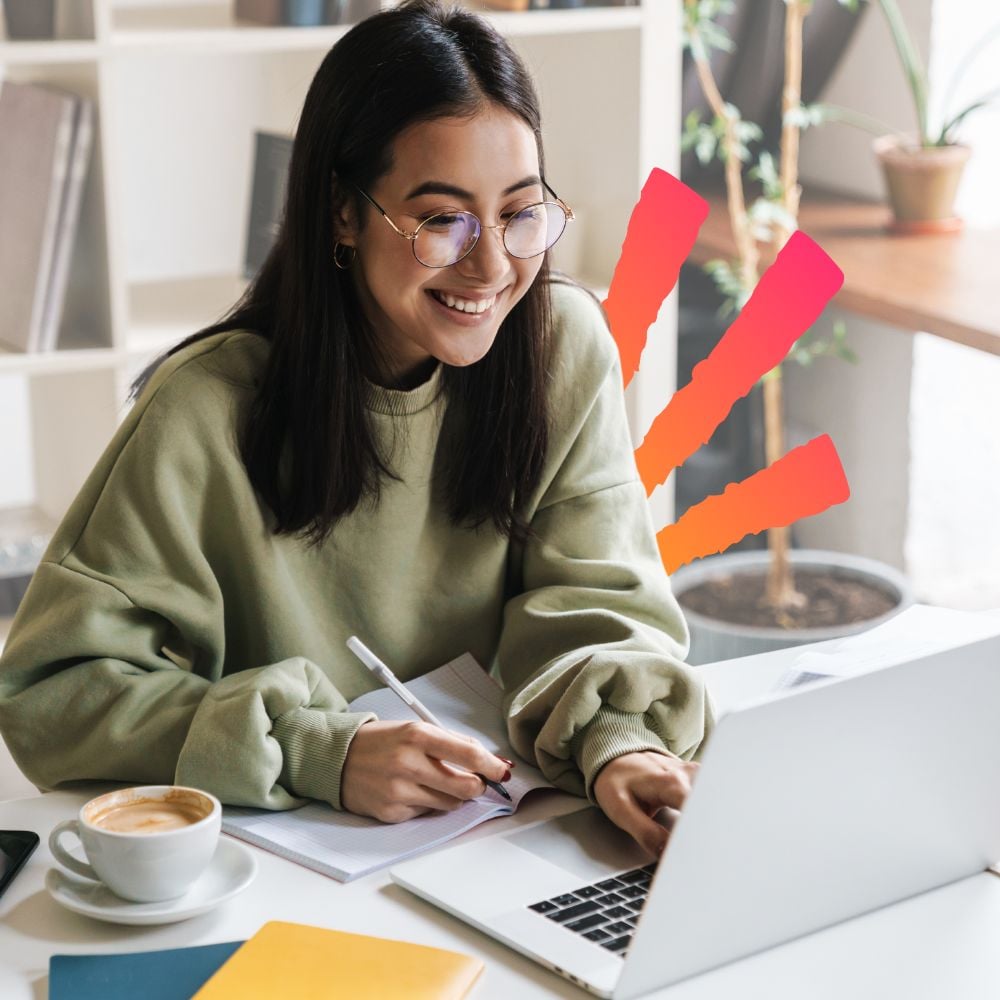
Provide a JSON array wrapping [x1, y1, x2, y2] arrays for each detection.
[[0, 831, 40, 899]]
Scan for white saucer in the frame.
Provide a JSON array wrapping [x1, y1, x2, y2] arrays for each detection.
[[45, 837, 258, 926]]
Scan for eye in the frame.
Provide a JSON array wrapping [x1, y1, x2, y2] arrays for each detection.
[[421, 213, 464, 230], [513, 203, 544, 220]]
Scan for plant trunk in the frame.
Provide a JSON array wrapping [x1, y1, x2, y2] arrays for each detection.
[[765, 0, 809, 611]]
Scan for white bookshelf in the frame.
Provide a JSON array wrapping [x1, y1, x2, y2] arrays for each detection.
[[0, 0, 679, 639]]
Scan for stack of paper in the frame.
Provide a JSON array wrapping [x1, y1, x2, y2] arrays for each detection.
[[774, 603, 1000, 690]]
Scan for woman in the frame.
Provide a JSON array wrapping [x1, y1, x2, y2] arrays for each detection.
[[0, 0, 711, 858]]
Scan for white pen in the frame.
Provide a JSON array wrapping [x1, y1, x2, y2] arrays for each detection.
[[346, 635, 511, 801]]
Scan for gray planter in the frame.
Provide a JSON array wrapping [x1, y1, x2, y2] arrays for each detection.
[[670, 549, 914, 665]]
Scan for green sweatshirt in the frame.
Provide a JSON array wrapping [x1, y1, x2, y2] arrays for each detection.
[[0, 281, 712, 812]]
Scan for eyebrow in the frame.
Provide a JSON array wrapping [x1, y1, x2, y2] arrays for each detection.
[[403, 175, 543, 201]]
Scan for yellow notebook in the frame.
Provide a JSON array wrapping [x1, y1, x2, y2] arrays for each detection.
[[192, 921, 484, 1000]]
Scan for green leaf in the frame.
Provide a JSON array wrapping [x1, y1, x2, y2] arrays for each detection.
[[704, 258, 751, 315], [695, 130, 718, 164], [748, 197, 798, 242], [939, 87, 1000, 144], [700, 21, 734, 54], [938, 22, 1000, 136], [748, 151, 783, 200], [876, 0, 930, 144], [784, 102, 832, 130]]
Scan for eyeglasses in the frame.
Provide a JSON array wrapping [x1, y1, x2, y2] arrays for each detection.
[[351, 179, 575, 269]]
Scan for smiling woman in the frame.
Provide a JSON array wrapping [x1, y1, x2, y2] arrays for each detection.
[[333, 106, 554, 380], [0, 0, 712, 860]]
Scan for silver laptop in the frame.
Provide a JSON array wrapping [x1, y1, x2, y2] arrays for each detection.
[[391, 636, 1000, 998]]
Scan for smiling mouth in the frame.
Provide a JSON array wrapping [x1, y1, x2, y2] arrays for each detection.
[[428, 289, 500, 315]]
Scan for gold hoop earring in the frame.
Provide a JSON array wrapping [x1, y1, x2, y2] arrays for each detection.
[[333, 241, 357, 270]]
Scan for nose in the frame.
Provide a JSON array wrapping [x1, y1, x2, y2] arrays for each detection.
[[455, 223, 510, 285]]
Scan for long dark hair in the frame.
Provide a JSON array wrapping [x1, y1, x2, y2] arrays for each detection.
[[132, 0, 558, 547]]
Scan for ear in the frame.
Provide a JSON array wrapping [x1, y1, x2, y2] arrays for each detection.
[[331, 180, 359, 247]]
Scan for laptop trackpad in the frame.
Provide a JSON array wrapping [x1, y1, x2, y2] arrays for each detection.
[[504, 808, 652, 882]]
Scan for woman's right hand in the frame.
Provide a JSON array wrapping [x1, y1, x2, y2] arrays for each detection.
[[340, 720, 512, 822]]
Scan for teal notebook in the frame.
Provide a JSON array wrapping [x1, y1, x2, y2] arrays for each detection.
[[49, 941, 244, 1000]]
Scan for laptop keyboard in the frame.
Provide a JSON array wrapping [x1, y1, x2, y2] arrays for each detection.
[[527, 863, 657, 957]]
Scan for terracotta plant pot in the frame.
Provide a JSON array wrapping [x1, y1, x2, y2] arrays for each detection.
[[873, 135, 971, 234]]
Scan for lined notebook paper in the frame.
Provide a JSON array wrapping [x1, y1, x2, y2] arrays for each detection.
[[222, 653, 553, 882]]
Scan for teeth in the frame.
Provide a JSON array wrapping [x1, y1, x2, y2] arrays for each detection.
[[432, 290, 496, 314]]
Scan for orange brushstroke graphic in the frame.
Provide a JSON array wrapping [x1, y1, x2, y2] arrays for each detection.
[[602, 169, 851, 570], [656, 435, 850, 575], [603, 169, 709, 389]]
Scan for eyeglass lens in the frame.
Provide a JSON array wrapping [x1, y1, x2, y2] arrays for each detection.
[[414, 203, 568, 267]]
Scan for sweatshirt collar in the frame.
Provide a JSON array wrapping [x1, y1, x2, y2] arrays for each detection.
[[363, 361, 445, 415]]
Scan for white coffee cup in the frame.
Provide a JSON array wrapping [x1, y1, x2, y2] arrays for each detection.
[[48, 785, 221, 903]]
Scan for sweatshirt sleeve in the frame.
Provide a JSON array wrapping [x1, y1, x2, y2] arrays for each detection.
[[0, 343, 374, 811], [496, 288, 715, 800]]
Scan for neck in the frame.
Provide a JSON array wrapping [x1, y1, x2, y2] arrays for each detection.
[[368, 356, 440, 391]]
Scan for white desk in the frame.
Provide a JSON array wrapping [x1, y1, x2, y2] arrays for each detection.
[[2, 644, 1000, 1000]]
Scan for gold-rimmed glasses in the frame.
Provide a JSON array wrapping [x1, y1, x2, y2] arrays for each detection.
[[351, 179, 575, 268]]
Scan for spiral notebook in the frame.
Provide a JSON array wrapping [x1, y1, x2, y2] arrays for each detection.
[[222, 652, 554, 882]]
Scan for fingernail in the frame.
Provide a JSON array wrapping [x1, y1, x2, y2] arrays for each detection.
[[501, 769, 512, 782], [497, 756, 515, 767]]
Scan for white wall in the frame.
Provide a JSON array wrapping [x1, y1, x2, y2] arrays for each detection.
[[906, 0, 1000, 608]]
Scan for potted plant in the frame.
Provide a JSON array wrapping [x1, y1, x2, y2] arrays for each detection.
[[794, 0, 1000, 232], [673, 0, 914, 664]]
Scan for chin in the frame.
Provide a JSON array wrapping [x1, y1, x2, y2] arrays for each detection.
[[441, 349, 493, 369]]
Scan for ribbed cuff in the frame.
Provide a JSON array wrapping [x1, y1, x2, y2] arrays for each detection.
[[271, 708, 377, 811], [572, 706, 676, 802]]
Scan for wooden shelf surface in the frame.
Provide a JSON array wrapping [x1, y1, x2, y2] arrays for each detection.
[[689, 188, 1000, 357]]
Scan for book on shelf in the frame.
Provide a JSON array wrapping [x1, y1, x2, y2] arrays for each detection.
[[286, 0, 325, 25], [233, 0, 284, 25], [0, 80, 95, 354], [326, 0, 382, 22], [1, 0, 95, 40], [39, 94, 95, 353], [244, 130, 293, 280], [234, 0, 381, 26], [222, 652, 555, 882]]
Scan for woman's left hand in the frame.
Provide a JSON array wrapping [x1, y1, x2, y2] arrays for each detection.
[[592, 751, 700, 858]]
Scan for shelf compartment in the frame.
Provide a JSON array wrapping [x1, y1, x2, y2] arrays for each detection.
[[127, 273, 249, 359], [479, 7, 641, 37], [29, 366, 121, 521], [108, 1, 641, 51], [0, 347, 118, 375], [111, 1, 355, 52], [0, 505, 58, 633], [0, 60, 115, 360], [0, 41, 100, 64]]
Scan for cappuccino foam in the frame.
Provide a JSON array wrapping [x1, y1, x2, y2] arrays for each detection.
[[90, 797, 208, 833]]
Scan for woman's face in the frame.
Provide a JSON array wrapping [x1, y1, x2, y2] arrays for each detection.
[[339, 104, 546, 388]]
